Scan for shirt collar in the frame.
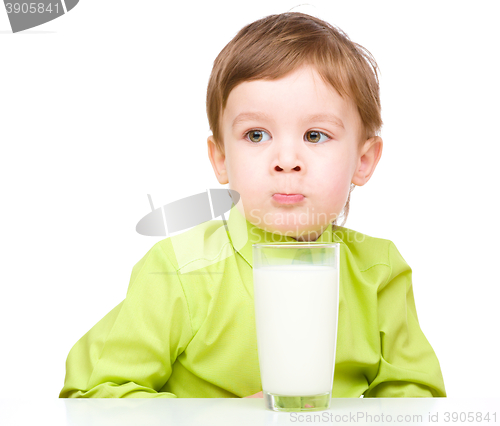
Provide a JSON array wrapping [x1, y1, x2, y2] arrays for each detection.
[[225, 202, 343, 268]]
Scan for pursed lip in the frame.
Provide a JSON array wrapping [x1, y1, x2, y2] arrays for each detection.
[[272, 193, 305, 204], [273, 193, 304, 196]]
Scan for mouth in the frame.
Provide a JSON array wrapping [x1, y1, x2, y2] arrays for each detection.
[[272, 193, 305, 204]]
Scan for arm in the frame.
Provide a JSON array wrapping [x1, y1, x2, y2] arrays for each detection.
[[364, 241, 446, 397], [59, 242, 193, 398]]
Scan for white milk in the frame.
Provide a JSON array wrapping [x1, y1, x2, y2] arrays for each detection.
[[253, 264, 338, 396]]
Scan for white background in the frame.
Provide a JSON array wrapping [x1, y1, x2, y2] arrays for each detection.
[[1, 0, 499, 399]]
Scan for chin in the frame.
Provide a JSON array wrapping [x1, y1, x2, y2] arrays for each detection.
[[265, 223, 314, 239]]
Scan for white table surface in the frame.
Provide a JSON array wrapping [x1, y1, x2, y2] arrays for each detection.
[[0, 398, 498, 425]]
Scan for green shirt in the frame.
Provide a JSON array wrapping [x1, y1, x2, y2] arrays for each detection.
[[60, 203, 446, 398]]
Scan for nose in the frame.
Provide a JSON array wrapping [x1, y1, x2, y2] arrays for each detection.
[[273, 140, 303, 172]]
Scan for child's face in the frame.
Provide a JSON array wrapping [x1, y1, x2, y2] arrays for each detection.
[[208, 64, 382, 241]]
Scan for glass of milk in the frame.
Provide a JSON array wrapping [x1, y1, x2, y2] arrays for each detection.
[[252, 242, 340, 412]]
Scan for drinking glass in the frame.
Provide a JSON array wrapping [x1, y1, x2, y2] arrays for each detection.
[[252, 242, 340, 412]]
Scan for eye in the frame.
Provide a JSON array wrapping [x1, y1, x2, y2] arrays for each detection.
[[244, 129, 332, 144], [244, 129, 271, 143], [305, 130, 332, 144]]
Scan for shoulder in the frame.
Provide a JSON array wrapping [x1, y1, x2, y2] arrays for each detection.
[[153, 218, 230, 273], [333, 226, 398, 272]]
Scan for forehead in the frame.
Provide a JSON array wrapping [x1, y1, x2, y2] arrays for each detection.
[[222, 64, 363, 137]]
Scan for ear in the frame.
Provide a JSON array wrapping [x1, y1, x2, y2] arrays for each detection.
[[351, 136, 383, 186], [207, 135, 229, 185]]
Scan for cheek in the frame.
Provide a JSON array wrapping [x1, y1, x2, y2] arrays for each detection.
[[225, 153, 265, 192], [315, 162, 351, 193], [311, 163, 353, 212]]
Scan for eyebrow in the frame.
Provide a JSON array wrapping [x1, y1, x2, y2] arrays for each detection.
[[231, 111, 345, 130]]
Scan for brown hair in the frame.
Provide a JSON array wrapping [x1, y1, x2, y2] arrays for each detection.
[[206, 12, 382, 228]]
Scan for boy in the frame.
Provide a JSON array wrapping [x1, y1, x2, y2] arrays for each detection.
[[60, 12, 446, 398]]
